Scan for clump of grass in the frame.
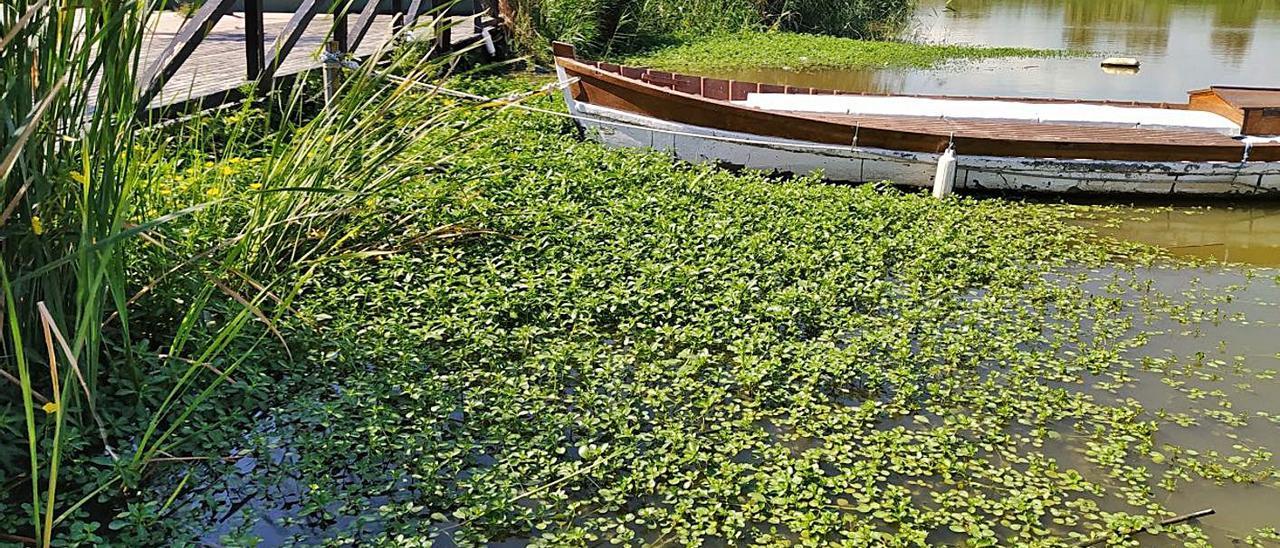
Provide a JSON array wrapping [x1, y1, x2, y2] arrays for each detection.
[[621, 31, 1066, 72], [764, 0, 912, 38], [0, 0, 493, 543]]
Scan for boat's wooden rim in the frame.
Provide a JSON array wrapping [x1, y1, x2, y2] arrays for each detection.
[[552, 43, 1280, 163]]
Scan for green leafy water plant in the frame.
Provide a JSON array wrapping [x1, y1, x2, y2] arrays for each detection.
[[503, 0, 913, 59], [126, 77, 1276, 546], [621, 31, 1066, 72]]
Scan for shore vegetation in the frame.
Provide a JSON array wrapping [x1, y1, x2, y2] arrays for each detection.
[[3, 1, 1278, 546]]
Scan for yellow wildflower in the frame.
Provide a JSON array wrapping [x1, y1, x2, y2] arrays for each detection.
[[249, 182, 262, 190], [205, 187, 222, 198], [219, 165, 236, 176], [31, 215, 43, 235], [42, 401, 59, 414]]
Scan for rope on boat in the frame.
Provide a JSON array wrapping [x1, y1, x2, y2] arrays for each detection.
[[372, 71, 1280, 182]]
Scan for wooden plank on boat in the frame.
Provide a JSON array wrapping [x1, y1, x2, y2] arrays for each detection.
[[1188, 86, 1280, 135]]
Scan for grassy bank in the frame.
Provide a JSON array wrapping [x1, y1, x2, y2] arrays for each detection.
[[621, 31, 1064, 72]]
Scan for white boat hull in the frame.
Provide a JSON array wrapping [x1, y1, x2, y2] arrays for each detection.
[[571, 102, 1280, 196]]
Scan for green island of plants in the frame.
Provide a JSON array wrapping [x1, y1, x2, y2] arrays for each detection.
[[619, 31, 1065, 72]]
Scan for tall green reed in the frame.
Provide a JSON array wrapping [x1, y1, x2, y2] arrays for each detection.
[[3, 0, 489, 542], [3, 2, 149, 541]]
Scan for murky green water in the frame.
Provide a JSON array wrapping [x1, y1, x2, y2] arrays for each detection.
[[1079, 203, 1280, 266], [716, 0, 1280, 103], [1077, 266, 1280, 545]]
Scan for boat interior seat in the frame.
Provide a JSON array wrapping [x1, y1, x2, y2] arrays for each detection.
[[736, 93, 1244, 137]]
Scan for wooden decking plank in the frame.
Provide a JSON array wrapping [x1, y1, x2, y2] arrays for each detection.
[[136, 0, 238, 114], [89, 10, 481, 113], [259, 0, 328, 85]]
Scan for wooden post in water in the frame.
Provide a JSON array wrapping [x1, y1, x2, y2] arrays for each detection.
[[322, 40, 343, 105]]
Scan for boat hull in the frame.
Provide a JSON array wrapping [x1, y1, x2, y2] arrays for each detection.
[[573, 102, 1280, 196]]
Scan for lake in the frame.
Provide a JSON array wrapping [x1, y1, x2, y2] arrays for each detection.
[[702, 0, 1280, 267], [716, 0, 1280, 103]]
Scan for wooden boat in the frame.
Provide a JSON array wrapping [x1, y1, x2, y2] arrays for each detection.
[[550, 42, 1280, 195]]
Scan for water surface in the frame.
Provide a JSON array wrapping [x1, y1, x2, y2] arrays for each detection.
[[715, 0, 1280, 102], [1078, 203, 1280, 265]]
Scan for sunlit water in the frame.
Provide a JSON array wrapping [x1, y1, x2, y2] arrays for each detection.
[[1078, 203, 1280, 266], [712, 0, 1280, 102]]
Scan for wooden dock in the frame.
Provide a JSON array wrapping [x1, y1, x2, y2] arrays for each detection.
[[129, 7, 489, 114]]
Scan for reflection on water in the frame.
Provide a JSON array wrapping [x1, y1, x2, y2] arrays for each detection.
[[1077, 205, 1280, 265], [708, 0, 1280, 102], [929, 0, 1279, 57]]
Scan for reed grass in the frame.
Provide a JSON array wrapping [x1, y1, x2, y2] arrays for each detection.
[[1, 1, 487, 542]]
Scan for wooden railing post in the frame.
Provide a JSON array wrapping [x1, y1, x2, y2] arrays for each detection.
[[403, 0, 423, 30], [244, 0, 265, 79], [348, 0, 383, 53], [392, 0, 406, 33], [333, 2, 349, 52], [322, 40, 343, 104], [433, 2, 451, 53]]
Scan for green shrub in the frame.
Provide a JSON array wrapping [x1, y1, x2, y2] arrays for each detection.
[[507, 0, 912, 58]]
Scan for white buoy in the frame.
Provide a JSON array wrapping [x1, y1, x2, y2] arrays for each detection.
[[1101, 57, 1140, 68], [932, 147, 957, 199]]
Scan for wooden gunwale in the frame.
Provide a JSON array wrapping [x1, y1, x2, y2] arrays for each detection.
[[555, 56, 1280, 163]]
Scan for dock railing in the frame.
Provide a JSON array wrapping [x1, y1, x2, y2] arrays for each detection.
[[137, 0, 504, 118]]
